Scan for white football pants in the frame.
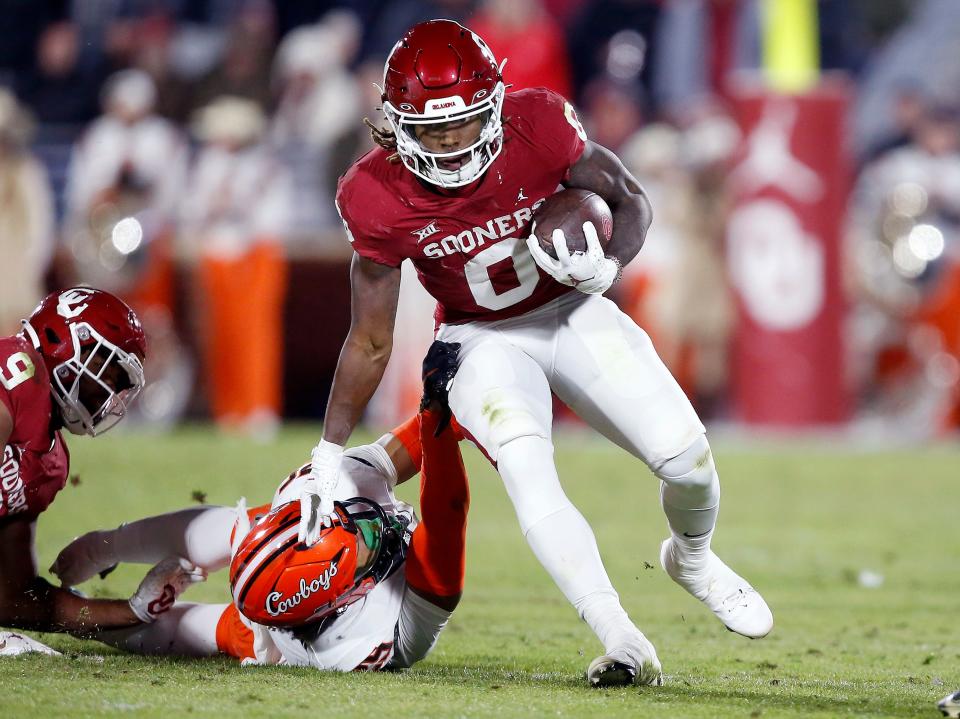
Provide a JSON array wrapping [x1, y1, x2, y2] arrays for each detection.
[[440, 292, 704, 467], [438, 292, 711, 644]]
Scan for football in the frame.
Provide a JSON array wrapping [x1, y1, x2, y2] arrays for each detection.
[[532, 189, 614, 259]]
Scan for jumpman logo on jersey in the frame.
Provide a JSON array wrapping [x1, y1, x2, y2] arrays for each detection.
[[516, 187, 528, 203], [730, 99, 824, 203]]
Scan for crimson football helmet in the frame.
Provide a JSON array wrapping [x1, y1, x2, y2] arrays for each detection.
[[230, 498, 407, 628], [21, 287, 146, 436], [381, 19, 506, 188]]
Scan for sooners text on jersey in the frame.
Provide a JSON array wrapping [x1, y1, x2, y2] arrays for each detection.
[[0, 336, 69, 518], [336, 87, 587, 325]]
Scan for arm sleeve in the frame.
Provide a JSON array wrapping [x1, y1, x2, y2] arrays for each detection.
[[112, 506, 237, 571], [387, 414, 423, 471], [335, 175, 405, 268], [390, 585, 454, 669]]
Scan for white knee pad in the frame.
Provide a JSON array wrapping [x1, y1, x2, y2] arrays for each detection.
[[480, 387, 550, 453], [655, 434, 719, 507], [448, 340, 552, 463]]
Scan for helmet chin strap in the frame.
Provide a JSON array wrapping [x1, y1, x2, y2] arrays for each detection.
[[53, 375, 96, 436], [59, 407, 90, 436]]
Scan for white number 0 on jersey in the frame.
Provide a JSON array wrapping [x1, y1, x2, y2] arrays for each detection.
[[464, 238, 540, 311], [0, 352, 35, 391]]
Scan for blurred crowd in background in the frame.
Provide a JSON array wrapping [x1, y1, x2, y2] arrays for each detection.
[[0, 0, 958, 441]]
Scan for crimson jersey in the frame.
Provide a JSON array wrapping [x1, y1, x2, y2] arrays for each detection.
[[336, 87, 587, 325], [0, 336, 69, 519]]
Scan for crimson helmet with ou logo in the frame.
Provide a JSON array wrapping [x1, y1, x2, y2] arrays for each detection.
[[230, 499, 407, 628], [381, 19, 506, 188], [21, 287, 146, 436]]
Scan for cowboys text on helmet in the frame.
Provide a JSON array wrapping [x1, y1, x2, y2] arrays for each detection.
[[265, 563, 340, 618]]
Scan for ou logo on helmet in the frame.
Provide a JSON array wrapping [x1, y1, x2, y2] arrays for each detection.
[[727, 199, 824, 331], [56, 289, 94, 320]]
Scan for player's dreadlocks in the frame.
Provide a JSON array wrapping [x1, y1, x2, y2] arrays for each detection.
[[364, 117, 401, 163]]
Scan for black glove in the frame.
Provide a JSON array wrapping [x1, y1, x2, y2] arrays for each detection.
[[420, 340, 461, 436]]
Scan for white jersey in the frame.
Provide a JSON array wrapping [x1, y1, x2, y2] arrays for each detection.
[[259, 443, 420, 671]]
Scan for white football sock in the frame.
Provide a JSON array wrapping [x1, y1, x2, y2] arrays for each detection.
[[96, 602, 226, 656], [111, 507, 237, 571], [576, 588, 648, 653], [498, 436, 641, 650], [656, 435, 720, 569]]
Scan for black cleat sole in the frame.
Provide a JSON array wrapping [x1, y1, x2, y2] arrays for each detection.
[[587, 659, 636, 688]]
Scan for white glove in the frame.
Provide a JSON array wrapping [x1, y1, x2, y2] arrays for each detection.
[[128, 557, 206, 623], [298, 439, 344, 546], [526, 220, 620, 295], [50, 529, 118, 587]]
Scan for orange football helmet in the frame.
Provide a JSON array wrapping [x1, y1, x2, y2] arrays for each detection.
[[229, 498, 407, 628]]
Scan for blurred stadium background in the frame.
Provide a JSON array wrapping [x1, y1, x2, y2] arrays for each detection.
[[0, 0, 958, 443]]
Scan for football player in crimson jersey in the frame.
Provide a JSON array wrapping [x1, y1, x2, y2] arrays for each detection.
[[299, 19, 773, 686], [0, 288, 203, 652], [52, 342, 468, 672]]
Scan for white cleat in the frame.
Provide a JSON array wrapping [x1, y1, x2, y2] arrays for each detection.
[[660, 538, 773, 639], [939, 690, 960, 718], [0, 631, 61, 657], [586, 632, 663, 687]]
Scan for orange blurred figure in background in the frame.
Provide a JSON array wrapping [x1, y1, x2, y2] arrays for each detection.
[[181, 96, 293, 440]]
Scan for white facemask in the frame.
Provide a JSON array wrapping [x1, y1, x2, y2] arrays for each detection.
[[383, 82, 505, 188]]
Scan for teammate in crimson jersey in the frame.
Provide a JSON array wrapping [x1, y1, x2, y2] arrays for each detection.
[[52, 342, 468, 672], [301, 20, 773, 686], [337, 84, 582, 326], [0, 288, 203, 652]]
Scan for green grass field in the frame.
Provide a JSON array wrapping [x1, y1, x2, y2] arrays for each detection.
[[1, 425, 957, 718]]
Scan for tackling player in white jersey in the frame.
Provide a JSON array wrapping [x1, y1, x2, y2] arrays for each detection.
[[51, 343, 468, 671]]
